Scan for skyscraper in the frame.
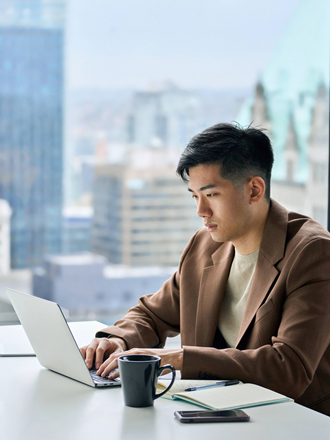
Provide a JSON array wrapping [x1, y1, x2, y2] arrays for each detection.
[[0, 0, 65, 268]]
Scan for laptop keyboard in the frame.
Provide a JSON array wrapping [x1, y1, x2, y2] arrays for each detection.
[[90, 369, 120, 384]]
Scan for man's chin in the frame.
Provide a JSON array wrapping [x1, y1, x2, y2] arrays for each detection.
[[209, 231, 223, 243]]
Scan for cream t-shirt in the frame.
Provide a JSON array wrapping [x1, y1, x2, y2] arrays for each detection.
[[218, 248, 259, 348]]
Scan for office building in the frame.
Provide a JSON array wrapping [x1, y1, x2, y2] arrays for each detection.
[[0, 0, 65, 268], [127, 85, 203, 149], [32, 253, 176, 316], [0, 199, 12, 274], [62, 206, 93, 255], [237, 0, 329, 226], [91, 149, 202, 266]]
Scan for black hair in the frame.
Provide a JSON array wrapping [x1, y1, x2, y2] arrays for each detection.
[[176, 122, 274, 201]]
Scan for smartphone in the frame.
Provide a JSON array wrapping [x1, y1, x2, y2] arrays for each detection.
[[174, 409, 250, 423]]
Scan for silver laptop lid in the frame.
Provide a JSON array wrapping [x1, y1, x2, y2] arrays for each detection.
[[6, 288, 97, 387]]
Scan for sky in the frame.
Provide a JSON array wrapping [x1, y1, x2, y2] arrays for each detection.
[[65, 0, 301, 91]]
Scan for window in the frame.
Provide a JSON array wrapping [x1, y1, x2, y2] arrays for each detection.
[[0, 0, 328, 324]]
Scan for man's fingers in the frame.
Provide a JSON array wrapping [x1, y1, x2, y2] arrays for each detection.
[[100, 357, 120, 378], [96, 350, 122, 377], [100, 349, 154, 378], [108, 369, 120, 379], [85, 344, 97, 369], [82, 337, 126, 372], [94, 339, 110, 369], [83, 338, 107, 369], [96, 358, 110, 375]]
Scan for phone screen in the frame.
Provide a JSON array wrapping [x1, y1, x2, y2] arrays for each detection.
[[174, 409, 250, 423]]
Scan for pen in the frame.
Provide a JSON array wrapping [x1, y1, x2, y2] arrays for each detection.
[[184, 380, 239, 391]]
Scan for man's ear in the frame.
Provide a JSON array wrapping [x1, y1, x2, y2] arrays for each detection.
[[249, 176, 266, 204]]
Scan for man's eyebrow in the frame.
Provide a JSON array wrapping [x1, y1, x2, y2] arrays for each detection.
[[188, 184, 217, 192]]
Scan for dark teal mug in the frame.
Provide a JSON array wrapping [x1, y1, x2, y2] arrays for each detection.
[[118, 354, 176, 407]]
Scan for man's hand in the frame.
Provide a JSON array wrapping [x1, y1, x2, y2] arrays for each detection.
[[80, 337, 127, 370], [96, 347, 183, 379]]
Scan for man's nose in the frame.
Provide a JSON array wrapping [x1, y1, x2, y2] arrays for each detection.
[[196, 198, 212, 218]]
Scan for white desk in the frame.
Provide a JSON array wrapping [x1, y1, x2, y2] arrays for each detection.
[[0, 323, 329, 440]]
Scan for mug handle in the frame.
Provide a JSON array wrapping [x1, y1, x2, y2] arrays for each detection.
[[154, 364, 176, 400]]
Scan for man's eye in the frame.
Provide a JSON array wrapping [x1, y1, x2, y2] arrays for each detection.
[[191, 194, 197, 199], [207, 193, 215, 197]]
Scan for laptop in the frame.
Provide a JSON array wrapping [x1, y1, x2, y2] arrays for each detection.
[[6, 288, 121, 388]]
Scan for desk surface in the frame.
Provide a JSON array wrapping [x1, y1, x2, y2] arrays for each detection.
[[0, 324, 329, 440]]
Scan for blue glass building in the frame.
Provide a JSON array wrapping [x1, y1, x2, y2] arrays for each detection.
[[0, 1, 65, 268]]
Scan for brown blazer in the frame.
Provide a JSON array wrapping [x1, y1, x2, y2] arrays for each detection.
[[97, 199, 330, 415]]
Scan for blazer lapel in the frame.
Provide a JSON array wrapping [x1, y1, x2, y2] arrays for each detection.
[[236, 199, 288, 347], [235, 254, 278, 347], [195, 242, 234, 347]]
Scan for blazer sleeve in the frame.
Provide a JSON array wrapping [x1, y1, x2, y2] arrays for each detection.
[[181, 237, 330, 401], [95, 230, 200, 348]]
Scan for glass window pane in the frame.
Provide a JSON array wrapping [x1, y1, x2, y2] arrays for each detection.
[[0, 0, 329, 324]]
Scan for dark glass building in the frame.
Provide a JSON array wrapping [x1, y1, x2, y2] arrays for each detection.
[[0, 1, 65, 268]]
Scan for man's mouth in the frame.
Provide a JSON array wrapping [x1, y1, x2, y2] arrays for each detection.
[[204, 223, 218, 232]]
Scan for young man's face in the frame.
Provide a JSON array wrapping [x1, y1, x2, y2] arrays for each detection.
[[188, 164, 255, 249]]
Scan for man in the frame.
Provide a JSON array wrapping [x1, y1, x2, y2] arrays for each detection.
[[81, 123, 330, 416]]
